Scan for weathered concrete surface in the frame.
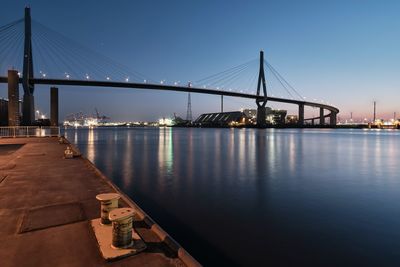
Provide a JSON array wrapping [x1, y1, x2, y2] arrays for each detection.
[[0, 137, 200, 267]]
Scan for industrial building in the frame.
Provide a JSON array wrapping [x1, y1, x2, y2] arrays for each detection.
[[195, 107, 289, 127], [286, 115, 299, 124], [194, 111, 248, 127], [266, 109, 287, 125], [0, 98, 9, 126]]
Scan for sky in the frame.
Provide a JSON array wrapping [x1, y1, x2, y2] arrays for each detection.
[[1, 0, 400, 121]]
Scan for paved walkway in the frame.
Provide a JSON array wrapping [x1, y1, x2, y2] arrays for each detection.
[[0, 137, 199, 267]]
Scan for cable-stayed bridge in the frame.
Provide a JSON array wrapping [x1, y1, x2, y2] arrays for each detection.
[[0, 7, 339, 127]]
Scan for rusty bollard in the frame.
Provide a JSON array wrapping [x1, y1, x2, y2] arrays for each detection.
[[96, 193, 120, 225], [64, 146, 74, 159], [109, 208, 135, 249]]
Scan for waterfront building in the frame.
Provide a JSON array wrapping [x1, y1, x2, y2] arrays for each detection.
[[0, 98, 8, 126], [266, 109, 287, 125], [286, 115, 298, 124], [194, 111, 248, 127], [8, 70, 20, 126], [242, 109, 257, 119]]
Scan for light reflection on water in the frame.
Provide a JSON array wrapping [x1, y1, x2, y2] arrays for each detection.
[[64, 127, 400, 267]]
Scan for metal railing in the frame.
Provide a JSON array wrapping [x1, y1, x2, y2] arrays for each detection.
[[0, 126, 60, 138]]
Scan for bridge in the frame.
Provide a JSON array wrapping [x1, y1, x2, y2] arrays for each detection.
[[0, 7, 339, 127]]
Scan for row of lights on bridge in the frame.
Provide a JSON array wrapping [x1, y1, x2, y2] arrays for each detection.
[[15, 70, 333, 105]]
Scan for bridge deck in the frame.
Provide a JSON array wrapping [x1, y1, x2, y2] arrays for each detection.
[[0, 137, 198, 267], [0, 76, 339, 114]]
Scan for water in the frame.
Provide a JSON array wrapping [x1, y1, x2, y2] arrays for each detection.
[[64, 127, 400, 266]]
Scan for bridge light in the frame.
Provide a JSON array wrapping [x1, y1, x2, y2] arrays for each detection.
[[143, 79, 147, 83], [106, 76, 110, 81], [17, 72, 21, 77], [66, 74, 70, 79], [42, 73, 46, 78], [86, 74, 90, 80], [125, 77, 129, 82]]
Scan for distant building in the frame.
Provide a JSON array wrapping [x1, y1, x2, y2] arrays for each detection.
[[0, 98, 8, 126], [242, 109, 257, 119], [266, 109, 287, 125], [286, 115, 298, 124], [194, 111, 248, 127]]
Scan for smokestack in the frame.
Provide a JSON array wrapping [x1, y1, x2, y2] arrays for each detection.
[[373, 101, 376, 122]]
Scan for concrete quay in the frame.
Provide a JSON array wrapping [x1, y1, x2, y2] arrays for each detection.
[[0, 137, 200, 267]]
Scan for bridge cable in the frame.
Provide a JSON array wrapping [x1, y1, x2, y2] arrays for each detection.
[[264, 60, 303, 100], [0, 22, 23, 72], [0, 18, 23, 34], [33, 21, 129, 80], [203, 62, 254, 90], [218, 63, 257, 92], [265, 62, 296, 99], [194, 59, 257, 92], [195, 59, 257, 84], [31, 19, 152, 82]]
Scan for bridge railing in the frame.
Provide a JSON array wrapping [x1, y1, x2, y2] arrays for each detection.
[[0, 126, 60, 138]]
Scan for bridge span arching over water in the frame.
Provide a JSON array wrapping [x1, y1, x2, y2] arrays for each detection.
[[0, 75, 339, 126]]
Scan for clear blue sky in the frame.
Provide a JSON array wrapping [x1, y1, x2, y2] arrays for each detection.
[[1, 0, 400, 121]]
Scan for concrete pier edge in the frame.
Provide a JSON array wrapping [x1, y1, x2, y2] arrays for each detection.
[[65, 138, 202, 267]]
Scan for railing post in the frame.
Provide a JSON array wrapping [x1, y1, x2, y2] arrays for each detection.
[[13, 127, 16, 138]]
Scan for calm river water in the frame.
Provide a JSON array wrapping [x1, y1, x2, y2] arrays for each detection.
[[64, 127, 400, 266]]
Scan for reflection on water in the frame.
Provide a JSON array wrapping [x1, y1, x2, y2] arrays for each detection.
[[64, 127, 400, 267], [87, 127, 95, 162]]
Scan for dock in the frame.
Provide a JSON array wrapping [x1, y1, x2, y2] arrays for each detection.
[[0, 137, 200, 267]]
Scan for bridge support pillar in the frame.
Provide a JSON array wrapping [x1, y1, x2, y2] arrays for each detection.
[[256, 51, 268, 128], [320, 107, 325, 125], [257, 106, 266, 127], [22, 95, 35, 125], [8, 70, 20, 126], [330, 112, 337, 126], [221, 95, 223, 113], [50, 87, 59, 126], [298, 103, 304, 126]]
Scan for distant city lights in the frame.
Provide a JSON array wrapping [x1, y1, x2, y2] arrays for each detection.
[[158, 118, 173, 126]]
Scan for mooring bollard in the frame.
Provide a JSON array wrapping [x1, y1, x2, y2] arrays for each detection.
[[64, 146, 74, 159], [96, 193, 120, 225], [109, 208, 135, 249]]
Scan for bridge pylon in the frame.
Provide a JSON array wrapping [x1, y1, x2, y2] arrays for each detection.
[[22, 7, 35, 125], [256, 51, 267, 127]]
